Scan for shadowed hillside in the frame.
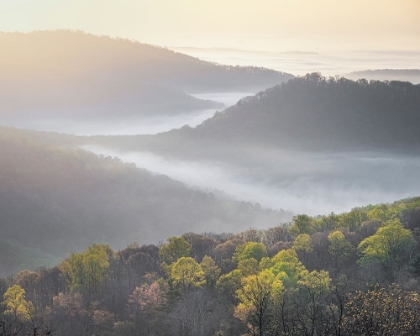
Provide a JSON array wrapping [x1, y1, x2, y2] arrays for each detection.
[[80, 74, 420, 157], [0, 128, 290, 269]]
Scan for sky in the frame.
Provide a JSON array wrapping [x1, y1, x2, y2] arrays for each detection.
[[1, 0, 419, 51]]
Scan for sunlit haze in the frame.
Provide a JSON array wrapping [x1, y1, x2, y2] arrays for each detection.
[[1, 0, 419, 51]]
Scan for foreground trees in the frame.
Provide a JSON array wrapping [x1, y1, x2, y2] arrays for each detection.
[[1, 197, 420, 335]]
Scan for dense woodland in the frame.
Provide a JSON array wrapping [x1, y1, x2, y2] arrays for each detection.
[[90, 74, 420, 159], [1, 197, 420, 335], [0, 128, 288, 277]]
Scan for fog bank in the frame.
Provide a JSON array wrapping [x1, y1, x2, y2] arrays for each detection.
[[83, 145, 420, 216]]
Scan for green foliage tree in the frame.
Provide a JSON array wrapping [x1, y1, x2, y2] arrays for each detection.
[[159, 237, 191, 264], [237, 258, 259, 277], [328, 231, 353, 270], [271, 249, 306, 287], [290, 214, 313, 235], [59, 244, 110, 298], [2, 285, 34, 321], [216, 269, 243, 305], [171, 257, 204, 293], [292, 233, 313, 263], [234, 242, 268, 263], [358, 219, 415, 281], [200, 256, 221, 287], [235, 270, 283, 336]]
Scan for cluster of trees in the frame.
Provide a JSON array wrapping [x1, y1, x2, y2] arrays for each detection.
[[0, 128, 289, 276], [1, 197, 419, 335]]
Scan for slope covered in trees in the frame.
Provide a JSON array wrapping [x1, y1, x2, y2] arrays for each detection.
[[1, 197, 420, 335], [0, 128, 289, 275], [0, 31, 293, 120], [83, 74, 420, 159]]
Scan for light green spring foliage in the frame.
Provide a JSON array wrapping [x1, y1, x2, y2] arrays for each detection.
[[328, 231, 353, 263], [171, 257, 205, 291], [237, 258, 259, 276], [233, 242, 267, 263], [216, 269, 243, 304], [292, 234, 313, 253], [237, 269, 284, 304], [298, 270, 331, 295], [311, 197, 420, 234], [2, 284, 34, 321], [358, 219, 415, 279], [271, 249, 306, 287], [234, 248, 331, 331], [159, 237, 191, 264], [235, 269, 284, 318], [59, 244, 111, 293], [259, 257, 273, 270], [200, 256, 221, 287]]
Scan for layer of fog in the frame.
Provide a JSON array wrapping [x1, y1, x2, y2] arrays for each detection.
[[171, 47, 420, 78], [0, 92, 251, 136], [83, 145, 420, 216]]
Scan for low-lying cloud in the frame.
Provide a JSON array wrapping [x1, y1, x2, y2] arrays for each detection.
[[83, 145, 420, 216]]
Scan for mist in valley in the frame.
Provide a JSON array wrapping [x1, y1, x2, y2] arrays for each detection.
[[0, 92, 252, 136], [83, 144, 420, 216], [1, 2, 420, 335]]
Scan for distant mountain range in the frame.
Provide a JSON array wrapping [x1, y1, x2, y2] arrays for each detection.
[[346, 69, 420, 84], [0, 30, 293, 120]]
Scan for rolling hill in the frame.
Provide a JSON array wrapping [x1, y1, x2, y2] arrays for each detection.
[[84, 73, 420, 156], [0, 127, 290, 275], [0, 30, 293, 121]]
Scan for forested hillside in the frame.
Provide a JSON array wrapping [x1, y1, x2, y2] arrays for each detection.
[[0, 31, 292, 120], [1, 197, 420, 335], [98, 73, 420, 156], [0, 128, 289, 277]]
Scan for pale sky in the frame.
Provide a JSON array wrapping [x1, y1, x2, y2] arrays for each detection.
[[0, 0, 419, 51]]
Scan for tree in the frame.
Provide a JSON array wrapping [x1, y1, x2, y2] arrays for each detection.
[[128, 281, 167, 335], [200, 256, 221, 287], [358, 219, 415, 281], [271, 249, 306, 287], [169, 289, 225, 336], [235, 270, 283, 336], [234, 242, 268, 263], [328, 231, 353, 271], [59, 244, 111, 300], [292, 234, 313, 263], [160, 237, 191, 264], [2, 285, 34, 322], [343, 284, 420, 335], [290, 215, 313, 235], [50, 292, 92, 336], [216, 270, 243, 305], [171, 257, 205, 293], [293, 270, 332, 336]]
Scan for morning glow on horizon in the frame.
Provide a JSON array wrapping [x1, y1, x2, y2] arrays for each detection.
[[0, 0, 419, 51]]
